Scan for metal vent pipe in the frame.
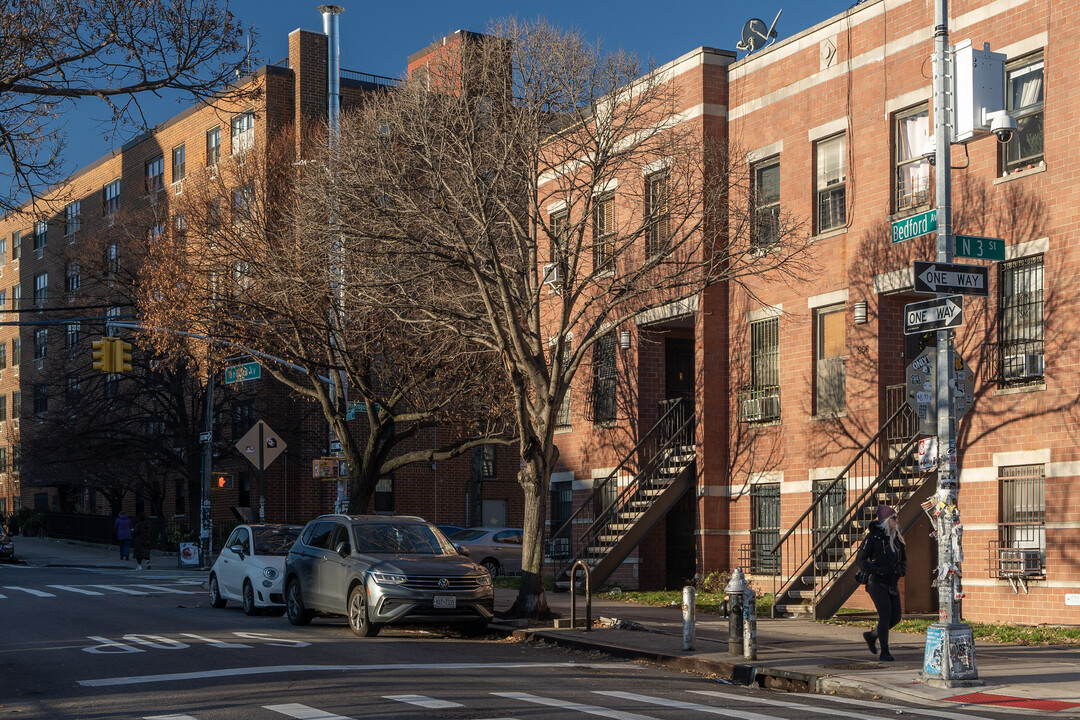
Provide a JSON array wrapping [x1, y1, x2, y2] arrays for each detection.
[[319, 4, 344, 143]]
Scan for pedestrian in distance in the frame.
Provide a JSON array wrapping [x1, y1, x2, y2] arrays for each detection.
[[114, 512, 133, 561], [856, 504, 907, 662], [132, 513, 152, 571]]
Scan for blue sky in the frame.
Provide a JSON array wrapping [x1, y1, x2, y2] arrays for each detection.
[[61, 0, 856, 176]]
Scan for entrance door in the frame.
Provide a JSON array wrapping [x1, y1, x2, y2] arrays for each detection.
[[665, 338, 694, 400]]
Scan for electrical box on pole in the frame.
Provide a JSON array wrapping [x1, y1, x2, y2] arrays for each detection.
[[952, 40, 1007, 143]]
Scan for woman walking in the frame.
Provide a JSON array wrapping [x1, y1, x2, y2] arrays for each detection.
[[856, 504, 907, 662], [114, 512, 133, 561], [132, 513, 153, 570]]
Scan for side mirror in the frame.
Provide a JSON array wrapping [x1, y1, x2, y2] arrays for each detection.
[[335, 542, 350, 558], [456, 544, 470, 556], [230, 544, 245, 558]]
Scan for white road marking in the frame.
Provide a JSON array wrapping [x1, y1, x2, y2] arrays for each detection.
[[132, 584, 200, 594], [48, 585, 104, 595], [78, 662, 636, 687], [494, 691, 659, 720], [596, 691, 782, 720], [145, 715, 199, 720], [264, 704, 355, 720], [693, 690, 886, 719], [0, 592, 5, 598], [385, 694, 464, 709], [824, 694, 1001, 720], [3, 586, 56, 597], [88, 584, 147, 595]]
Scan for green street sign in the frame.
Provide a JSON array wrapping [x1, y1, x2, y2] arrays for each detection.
[[225, 361, 261, 384], [892, 209, 938, 243], [955, 235, 1006, 261]]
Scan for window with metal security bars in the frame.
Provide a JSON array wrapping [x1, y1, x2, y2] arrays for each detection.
[[750, 482, 781, 574], [645, 172, 670, 258], [895, 105, 930, 212], [815, 305, 846, 416], [594, 193, 615, 273], [999, 464, 1045, 565], [752, 159, 780, 247], [551, 481, 572, 531], [590, 333, 617, 424], [812, 479, 846, 548], [740, 317, 780, 422], [816, 135, 846, 234], [997, 255, 1043, 384], [1002, 53, 1043, 173]]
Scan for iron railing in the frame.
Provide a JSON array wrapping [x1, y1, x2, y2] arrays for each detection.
[[340, 69, 402, 87]]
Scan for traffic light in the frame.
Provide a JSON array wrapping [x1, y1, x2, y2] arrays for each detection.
[[213, 473, 234, 490], [113, 339, 133, 373], [91, 338, 114, 373]]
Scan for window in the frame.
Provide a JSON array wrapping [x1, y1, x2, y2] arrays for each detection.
[[591, 333, 617, 423], [11, 338, 19, 367], [174, 214, 187, 236], [11, 230, 19, 260], [895, 105, 930, 212], [999, 255, 1044, 383], [33, 328, 46, 360], [66, 322, 80, 356], [148, 223, 164, 243], [741, 317, 780, 422], [551, 339, 572, 429], [64, 200, 81, 236], [0, 342, 6, 369], [594, 193, 615, 273], [0, 290, 6, 320], [479, 444, 497, 479], [0, 235, 6, 265], [66, 376, 80, 406], [232, 399, 255, 440], [206, 126, 221, 165], [232, 111, 255, 154], [0, 448, 6, 473], [33, 220, 47, 252], [815, 305, 846, 416], [11, 391, 20, 420], [750, 482, 781, 574], [11, 285, 19, 311], [66, 261, 81, 293], [549, 210, 568, 269], [645, 171, 670, 257], [752, 159, 780, 246], [812, 479, 847, 545], [33, 384, 47, 415], [33, 272, 47, 307], [103, 180, 120, 218], [232, 184, 255, 225], [999, 464, 1045, 561], [816, 135, 846, 233], [1002, 54, 1044, 173], [0, 396, 6, 421], [550, 480, 573, 555], [145, 155, 164, 194], [172, 144, 186, 183], [374, 475, 394, 513], [106, 244, 120, 274]]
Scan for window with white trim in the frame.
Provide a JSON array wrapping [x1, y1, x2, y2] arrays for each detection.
[[172, 144, 186, 183], [815, 134, 845, 233], [1002, 53, 1044, 174], [814, 305, 846, 416], [232, 111, 255, 154], [33, 272, 47, 307], [895, 105, 930, 212], [66, 261, 81, 293], [102, 180, 120, 218], [64, 200, 81, 236], [206, 126, 221, 165], [594, 193, 615, 273], [33, 220, 47, 251], [645, 171, 670, 258], [998, 255, 1044, 383]]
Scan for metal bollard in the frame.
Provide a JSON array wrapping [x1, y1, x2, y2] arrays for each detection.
[[682, 585, 695, 650], [742, 586, 757, 660], [569, 560, 591, 632], [724, 568, 748, 655]]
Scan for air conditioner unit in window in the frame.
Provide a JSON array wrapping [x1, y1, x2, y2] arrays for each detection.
[[741, 397, 763, 422], [542, 263, 564, 286], [172, 180, 184, 195], [1003, 353, 1044, 380]]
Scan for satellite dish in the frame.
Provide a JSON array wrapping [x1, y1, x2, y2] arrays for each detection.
[[736, 9, 783, 54]]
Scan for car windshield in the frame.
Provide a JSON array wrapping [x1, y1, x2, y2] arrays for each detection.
[[353, 523, 455, 555], [449, 529, 488, 542], [252, 527, 301, 555]]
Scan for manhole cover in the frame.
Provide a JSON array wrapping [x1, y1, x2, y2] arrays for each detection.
[[823, 662, 885, 670]]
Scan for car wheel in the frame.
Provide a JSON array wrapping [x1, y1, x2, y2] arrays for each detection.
[[285, 579, 313, 626], [348, 584, 380, 637], [481, 558, 500, 577], [242, 580, 260, 616], [208, 574, 227, 608]]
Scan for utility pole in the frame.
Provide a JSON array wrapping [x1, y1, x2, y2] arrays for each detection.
[[199, 346, 215, 569]]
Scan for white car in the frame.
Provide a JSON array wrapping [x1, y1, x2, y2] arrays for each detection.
[[449, 527, 523, 577], [209, 524, 302, 615]]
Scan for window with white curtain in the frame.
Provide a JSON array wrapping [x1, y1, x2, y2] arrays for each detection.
[[895, 105, 930, 212], [816, 134, 846, 233], [1003, 53, 1044, 173]]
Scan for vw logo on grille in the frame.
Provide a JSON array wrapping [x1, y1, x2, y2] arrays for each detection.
[[438, 577, 450, 589]]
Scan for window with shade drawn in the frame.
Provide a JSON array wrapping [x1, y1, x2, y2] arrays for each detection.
[[815, 134, 846, 233], [895, 105, 930, 212], [1002, 53, 1044, 174], [814, 305, 846, 416]]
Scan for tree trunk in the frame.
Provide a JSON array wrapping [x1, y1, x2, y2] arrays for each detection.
[[509, 457, 552, 618]]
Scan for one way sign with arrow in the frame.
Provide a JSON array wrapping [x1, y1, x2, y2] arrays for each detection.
[[905, 295, 964, 335], [913, 260, 988, 297]]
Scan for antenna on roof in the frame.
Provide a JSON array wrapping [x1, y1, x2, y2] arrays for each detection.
[[736, 9, 783, 55]]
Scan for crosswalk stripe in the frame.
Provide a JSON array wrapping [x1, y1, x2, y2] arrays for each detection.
[[493, 692, 660, 720], [48, 585, 104, 595], [132, 584, 199, 594], [3, 585, 56, 597], [0, 592, 6, 598], [823, 694, 1000, 720], [264, 703, 356, 719], [145, 715, 199, 720], [89, 584, 147, 595], [385, 694, 463, 709], [691, 691, 884, 720], [595, 691, 782, 720]]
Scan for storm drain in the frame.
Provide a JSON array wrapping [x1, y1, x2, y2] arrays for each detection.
[[944, 692, 1080, 712]]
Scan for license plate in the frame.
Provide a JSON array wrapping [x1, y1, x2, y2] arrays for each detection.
[[433, 595, 456, 609]]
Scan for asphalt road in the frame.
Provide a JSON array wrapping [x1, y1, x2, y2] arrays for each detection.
[[1, 562, 1026, 720]]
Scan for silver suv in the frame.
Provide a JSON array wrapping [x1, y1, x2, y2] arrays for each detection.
[[283, 514, 494, 636]]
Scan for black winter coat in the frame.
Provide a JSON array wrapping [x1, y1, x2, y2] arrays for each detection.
[[856, 520, 907, 588]]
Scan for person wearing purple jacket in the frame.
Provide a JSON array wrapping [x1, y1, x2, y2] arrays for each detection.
[[114, 512, 133, 560]]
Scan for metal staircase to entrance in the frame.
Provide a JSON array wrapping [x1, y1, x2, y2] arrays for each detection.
[[765, 400, 934, 620], [550, 397, 695, 591]]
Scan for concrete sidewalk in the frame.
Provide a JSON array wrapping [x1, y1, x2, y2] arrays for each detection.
[[493, 588, 1080, 715], [6, 534, 197, 570]]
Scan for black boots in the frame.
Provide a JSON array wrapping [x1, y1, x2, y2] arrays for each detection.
[[863, 631, 878, 655]]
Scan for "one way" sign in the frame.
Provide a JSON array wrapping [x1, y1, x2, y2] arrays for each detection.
[[913, 260, 988, 297], [904, 295, 964, 335]]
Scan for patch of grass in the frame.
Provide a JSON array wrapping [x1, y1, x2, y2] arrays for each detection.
[[616, 590, 773, 617], [826, 611, 1080, 645]]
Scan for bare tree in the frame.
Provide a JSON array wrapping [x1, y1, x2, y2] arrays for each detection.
[[0, 0, 254, 214], [304, 19, 814, 616]]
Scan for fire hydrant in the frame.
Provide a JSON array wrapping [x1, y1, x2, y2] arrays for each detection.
[[742, 585, 757, 660], [724, 568, 748, 656]]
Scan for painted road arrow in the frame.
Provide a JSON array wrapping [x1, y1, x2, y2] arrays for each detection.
[[913, 260, 989, 297], [904, 295, 964, 335]]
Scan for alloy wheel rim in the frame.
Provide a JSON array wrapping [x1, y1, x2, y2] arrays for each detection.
[[350, 593, 364, 630], [210, 578, 219, 603]]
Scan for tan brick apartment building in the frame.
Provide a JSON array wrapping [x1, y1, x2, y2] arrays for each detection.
[[0, 25, 521, 535], [546, 0, 1079, 625]]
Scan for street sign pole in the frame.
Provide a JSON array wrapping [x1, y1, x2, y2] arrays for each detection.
[[199, 346, 215, 570], [258, 421, 265, 522], [923, 0, 978, 686]]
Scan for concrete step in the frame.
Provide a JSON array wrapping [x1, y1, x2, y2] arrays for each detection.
[[773, 603, 813, 617]]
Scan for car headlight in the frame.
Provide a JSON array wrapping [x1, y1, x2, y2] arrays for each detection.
[[474, 573, 492, 587], [371, 571, 408, 586], [262, 567, 279, 580]]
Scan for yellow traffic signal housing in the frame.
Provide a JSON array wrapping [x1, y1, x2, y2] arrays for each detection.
[[91, 338, 114, 373], [113, 339, 133, 373]]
